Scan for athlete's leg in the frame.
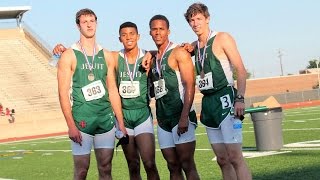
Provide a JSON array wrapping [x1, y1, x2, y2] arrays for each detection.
[[158, 125, 183, 180], [122, 134, 142, 180], [173, 123, 199, 180], [225, 143, 252, 180], [210, 143, 236, 180], [161, 148, 184, 180], [73, 155, 91, 180], [71, 132, 93, 180], [94, 148, 114, 180], [221, 117, 252, 180], [134, 116, 160, 180], [93, 128, 116, 180]]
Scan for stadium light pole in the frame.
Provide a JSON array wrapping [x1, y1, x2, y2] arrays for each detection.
[[316, 58, 320, 89], [278, 49, 284, 76]]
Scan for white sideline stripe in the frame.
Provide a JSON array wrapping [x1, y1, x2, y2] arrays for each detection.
[[0, 178, 16, 180], [284, 140, 320, 147], [0, 136, 68, 145], [285, 118, 320, 122], [282, 148, 320, 150], [0, 139, 70, 146], [285, 112, 320, 117], [212, 151, 291, 161]]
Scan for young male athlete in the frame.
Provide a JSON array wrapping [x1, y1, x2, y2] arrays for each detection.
[[148, 14, 200, 180], [57, 8, 126, 180], [113, 21, 160, 180], [184, 3, 252, 180]]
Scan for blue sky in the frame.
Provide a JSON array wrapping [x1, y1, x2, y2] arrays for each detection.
[[1, 0, 319, 78]]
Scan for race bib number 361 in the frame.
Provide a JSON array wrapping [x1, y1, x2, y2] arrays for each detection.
[[81, 80, 106, 101]]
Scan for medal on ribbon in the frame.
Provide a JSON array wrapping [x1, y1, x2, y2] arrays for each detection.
[[88, 72, 95, 81], [197, 31, 212, 79], [156, 42, 171, 83], [78, 41, 96, 81]]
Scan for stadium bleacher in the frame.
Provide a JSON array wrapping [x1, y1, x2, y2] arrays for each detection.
[[0, 6, 66, 141]]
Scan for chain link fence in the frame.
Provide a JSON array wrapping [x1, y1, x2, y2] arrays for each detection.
[[245, 89, 320, 107]]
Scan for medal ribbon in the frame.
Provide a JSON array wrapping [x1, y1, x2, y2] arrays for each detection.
[[124, 49, 140, 84], [78, 41, 96, 72], [196, 30, 212, 72], [156, 42, 172, 78]]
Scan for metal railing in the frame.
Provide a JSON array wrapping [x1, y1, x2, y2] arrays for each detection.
[[245, 89, 320, 107]]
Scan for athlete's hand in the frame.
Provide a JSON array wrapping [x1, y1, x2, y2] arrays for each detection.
[[180, 43, 194, 54], [141, 52, 152, 70], [234, 101, 245, 117], [53, 44, 67, 56], [118, 123, 128, 137], [177, 117, 189, 136], [68, 126, 82, 146]]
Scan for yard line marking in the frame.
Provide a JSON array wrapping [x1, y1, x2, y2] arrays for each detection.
[[284, 140, 320, 148], [285, 118, 320, 122], [0, 136, 68, 145], [242, 128, 320, 133], [282, 148, 320, 150], [285, 112, 320, 117], [0, 139, 69, 146], [211, 151, 291, 160]]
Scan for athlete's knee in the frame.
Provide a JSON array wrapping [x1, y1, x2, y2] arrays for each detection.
[[228, 153, 244, 168], [166, 159, 182, 173], [128, 159, 140, 173], [142, 159, 158, 172], [97, 162, 112, 176], [75, 167, 89, 180], [216, 154, 232, 167]]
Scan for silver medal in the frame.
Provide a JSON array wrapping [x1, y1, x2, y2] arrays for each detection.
[[88, 72, 95, 81], [158, 79, 163, 86]]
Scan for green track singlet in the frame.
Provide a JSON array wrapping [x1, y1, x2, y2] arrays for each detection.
[[71, 44, 115, 135], [150, 44, 197, 132], [194, 32, 236, 128]]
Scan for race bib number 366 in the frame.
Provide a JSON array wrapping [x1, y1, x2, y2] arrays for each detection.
[[153, 79, 167, 99], [81, 80, 106, 101]]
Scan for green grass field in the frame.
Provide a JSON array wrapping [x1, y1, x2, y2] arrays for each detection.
[[0, 106, 319, 180]]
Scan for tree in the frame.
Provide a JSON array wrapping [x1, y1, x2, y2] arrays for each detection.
[[306, 59, 319, 69], [233, 68, 251, 80]]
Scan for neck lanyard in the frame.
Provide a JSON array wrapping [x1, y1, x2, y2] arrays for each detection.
[[156, 42, 171, 78], [124, 49, 140, 83], [78, 41, 96, 72], [197, 30, 212, 70]]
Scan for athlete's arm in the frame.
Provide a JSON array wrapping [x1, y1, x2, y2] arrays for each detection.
[[221, 32, 246, 116], [57, 49, 82, 145], [105, 50, 127, 136], [173, 47, 195, 135]]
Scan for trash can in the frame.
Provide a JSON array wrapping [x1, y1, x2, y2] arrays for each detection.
[[250, 107, 283, 151]]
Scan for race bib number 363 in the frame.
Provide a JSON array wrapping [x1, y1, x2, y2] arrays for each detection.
[[119, 81, 140, 98], [81, 80, 106, 101], [196, 72, 214, 91]]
